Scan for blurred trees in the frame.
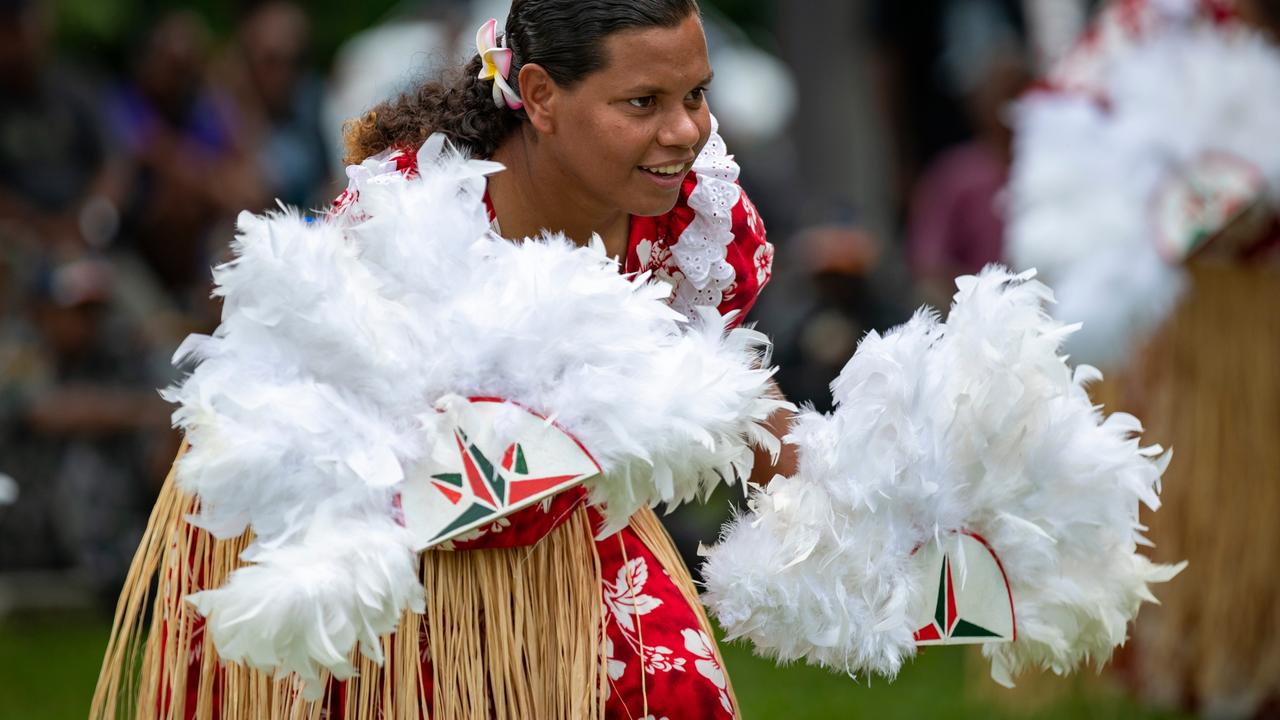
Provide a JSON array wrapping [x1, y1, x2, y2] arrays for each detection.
[[51, 0, 778, 72]]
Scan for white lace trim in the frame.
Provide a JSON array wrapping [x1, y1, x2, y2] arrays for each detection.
[[668, 115, 741, 318]]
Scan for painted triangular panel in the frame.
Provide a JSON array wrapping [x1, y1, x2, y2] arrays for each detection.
[[1152, 151, 1265, 262], [908, 531, 1015, 647], [399, 397, 601, 551]]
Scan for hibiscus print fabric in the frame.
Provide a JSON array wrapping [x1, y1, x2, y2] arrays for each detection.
[[597, 525, 737, 719]]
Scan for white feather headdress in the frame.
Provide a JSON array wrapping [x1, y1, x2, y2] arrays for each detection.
[[164, 135, 785, 695]]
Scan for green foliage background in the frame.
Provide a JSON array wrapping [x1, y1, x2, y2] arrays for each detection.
[[49, 0, 778, 72]]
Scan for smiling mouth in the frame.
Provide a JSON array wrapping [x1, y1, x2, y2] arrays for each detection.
[[639, 162, 690, 177]]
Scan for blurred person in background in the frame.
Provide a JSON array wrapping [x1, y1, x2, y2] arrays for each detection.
[[750, 211, 906, 412], [0, 257, 171, 609], [106, 9, 261, 327], [1126, 2, 1280, 714], [871, 0, 1028, 216], [905, 12, 1031, 309], [0, 0, 129, 258], [220, 0, 334, 209]]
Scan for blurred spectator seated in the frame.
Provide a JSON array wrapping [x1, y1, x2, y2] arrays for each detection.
[[220, 1, 334, 210], [751, 212, 910, 413], [0, 0, 129, 257], [906, 35, 1031, 310], [0, 257, 172, 613], [106, 10, 261, 324]]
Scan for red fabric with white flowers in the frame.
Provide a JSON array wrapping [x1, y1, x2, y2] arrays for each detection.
[[625, 170, 773, 323]]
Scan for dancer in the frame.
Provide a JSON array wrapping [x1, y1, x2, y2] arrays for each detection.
[[1007, 0, 1280, 714], [93, 2, 792, 719]]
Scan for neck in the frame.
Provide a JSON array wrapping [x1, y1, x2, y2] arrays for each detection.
[[488, 127, 630, 257]]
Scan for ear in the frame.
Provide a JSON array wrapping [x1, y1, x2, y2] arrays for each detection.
[[517, 63, 558, 134]]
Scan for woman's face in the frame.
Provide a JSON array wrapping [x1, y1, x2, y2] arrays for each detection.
[[541, 13, 713, 217]]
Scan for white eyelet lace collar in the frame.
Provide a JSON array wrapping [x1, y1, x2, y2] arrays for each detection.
[[666, 114, 742, 318]]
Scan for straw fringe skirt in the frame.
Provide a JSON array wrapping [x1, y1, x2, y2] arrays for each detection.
[[1119, 261, 1280, 716], [89, 443, 733, 719]]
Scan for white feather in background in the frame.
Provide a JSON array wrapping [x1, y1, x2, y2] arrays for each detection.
[[1007, 22, 1280, 368]]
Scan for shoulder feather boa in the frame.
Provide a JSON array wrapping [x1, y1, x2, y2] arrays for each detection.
[[702, 266, 1184, 686], [164, 135, 786, 696], [1008, 20, 1280, 368]]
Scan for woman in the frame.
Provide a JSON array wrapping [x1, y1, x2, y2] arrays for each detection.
[[93, 2, 793, 718]]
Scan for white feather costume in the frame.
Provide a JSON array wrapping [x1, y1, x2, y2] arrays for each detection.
[[702, 267, 1184, 686], [157, 135, 785, 696]]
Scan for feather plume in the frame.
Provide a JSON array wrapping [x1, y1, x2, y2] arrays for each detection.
[[701, 266, 1184, 685]]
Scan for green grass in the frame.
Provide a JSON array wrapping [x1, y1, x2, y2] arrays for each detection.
[[1, 610, 1190, 719], [720, 637, 1189, 720], [0, 611, 113, 719]]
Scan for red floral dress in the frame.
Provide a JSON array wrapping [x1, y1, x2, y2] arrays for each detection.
[[182, 124, 773, 720]]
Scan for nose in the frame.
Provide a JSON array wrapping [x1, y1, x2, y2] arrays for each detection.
[[657, 107, 702, 150]]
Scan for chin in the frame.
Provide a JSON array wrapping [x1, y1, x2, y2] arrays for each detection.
[[627, 187, 683, 218]]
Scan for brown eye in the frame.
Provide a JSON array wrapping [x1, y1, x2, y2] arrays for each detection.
[[628, 96, 656, 109], [687, 87, 708, 104]]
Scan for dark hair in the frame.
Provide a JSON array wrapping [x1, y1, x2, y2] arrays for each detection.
[[1259, 0, 1280, 34], [343, 0, 700, 164]]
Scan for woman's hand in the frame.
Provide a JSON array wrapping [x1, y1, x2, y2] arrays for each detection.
[[748, 381, 798, 486]]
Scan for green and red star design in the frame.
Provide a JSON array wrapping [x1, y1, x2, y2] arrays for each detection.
[[426, 427, 589, 544]]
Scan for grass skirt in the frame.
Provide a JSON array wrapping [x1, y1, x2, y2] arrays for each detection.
[[90, 443, 730, 719], [1122, 261, 1280, 716]]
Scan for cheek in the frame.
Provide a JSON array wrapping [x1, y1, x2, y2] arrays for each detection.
[[596, 115, 648, 158], [579, 115, 651, 175], [694, 109, 713, 154]]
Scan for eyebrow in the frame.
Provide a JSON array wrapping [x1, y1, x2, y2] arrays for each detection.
[[623, 72, 714, 96]]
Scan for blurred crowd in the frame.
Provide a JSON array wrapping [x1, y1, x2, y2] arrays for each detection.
[[0, 0, 336, 608], [0, 0, 1067, 610]]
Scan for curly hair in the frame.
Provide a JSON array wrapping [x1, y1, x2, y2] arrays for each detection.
[[342, 0, 700, 165]]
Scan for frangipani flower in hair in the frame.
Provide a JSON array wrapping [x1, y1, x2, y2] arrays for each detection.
[[477, 19, 523, 110]]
